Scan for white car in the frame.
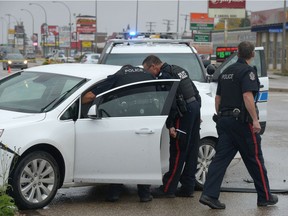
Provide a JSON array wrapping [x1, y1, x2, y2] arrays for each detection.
[[80, 53, 101, 64], [0, 63, 198, 210]]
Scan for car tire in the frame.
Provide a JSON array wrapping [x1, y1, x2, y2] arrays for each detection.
[[9, 151, 60, 210], [195, 138, 216, 190]]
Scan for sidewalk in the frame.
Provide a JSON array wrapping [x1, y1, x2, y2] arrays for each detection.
[[268, 70, 288, 92]]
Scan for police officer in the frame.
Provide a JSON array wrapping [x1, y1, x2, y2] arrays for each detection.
[[199, 41, 278, 209], [142, 55, 201, 198], [82, 65, 154, 202]]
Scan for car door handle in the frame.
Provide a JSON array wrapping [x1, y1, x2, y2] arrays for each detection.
[[135, 129, 155, 134]]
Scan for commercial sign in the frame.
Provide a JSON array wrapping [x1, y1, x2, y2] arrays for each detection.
[[208, 0, 246, 8], [59, 26, 70, 48], [208, 0, 246, 18], [191, 42, 213, 54], [76, 15, 96, 41], [47, 25, 59, 47], [251, 8, 288, 27], [194, 34, 210, 42], [190, 13, 214, 30], [216, 47, 237, 62]]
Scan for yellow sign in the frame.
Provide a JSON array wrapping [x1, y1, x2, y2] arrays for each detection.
[[8, 29, 15, 34], [82, 41, 92, 48]]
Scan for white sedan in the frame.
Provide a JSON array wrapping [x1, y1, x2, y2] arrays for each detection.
[[1, 63, 204, 210]]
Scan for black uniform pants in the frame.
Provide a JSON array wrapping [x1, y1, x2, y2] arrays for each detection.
[[203, 116, 272, 203], [162, 100, 201, 194]]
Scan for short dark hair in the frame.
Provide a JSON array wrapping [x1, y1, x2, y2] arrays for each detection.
[[238, 41, 255, 60], [142, 55, 162, 66]]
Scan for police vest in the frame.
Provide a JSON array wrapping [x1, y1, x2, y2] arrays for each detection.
[[219, 62, 258, 111], [169, 65, 196, 100]]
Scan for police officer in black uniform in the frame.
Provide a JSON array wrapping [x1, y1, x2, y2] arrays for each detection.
[[142, 55, 201, 198], [199, 41, 278, 209], [82, 65, 155, 202]]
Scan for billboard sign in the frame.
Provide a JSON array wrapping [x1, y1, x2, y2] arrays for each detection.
[[190, 13, 214, 30], [208, 0, 246, 18], [208, 0, 246, 8], [76, 15, 96, 41], [251, 8, 288, 27]]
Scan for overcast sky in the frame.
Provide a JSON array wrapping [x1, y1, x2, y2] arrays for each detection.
[[0, 0, 287, 44]]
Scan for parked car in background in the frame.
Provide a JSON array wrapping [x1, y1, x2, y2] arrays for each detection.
[[2, 53, 28, 70], [25, 52, 36, 60], [80, 53, 100, 64], [0, 46, 21, 60]]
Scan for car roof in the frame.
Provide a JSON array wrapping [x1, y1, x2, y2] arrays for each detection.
[[106, 39, 197, 54], [26, 63, 122, 80]]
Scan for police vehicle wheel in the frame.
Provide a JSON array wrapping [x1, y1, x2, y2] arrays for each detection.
[[8, 151, 60, 210], [195, 139, 216, 190]]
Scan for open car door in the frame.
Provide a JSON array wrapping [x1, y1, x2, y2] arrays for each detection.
[[74, 79, 179, 184]]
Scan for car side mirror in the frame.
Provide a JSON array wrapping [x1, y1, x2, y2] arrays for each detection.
[[87, 104, 98, 119], [206, 64, 216, 75]]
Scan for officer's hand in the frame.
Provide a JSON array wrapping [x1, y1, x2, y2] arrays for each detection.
[[253, 120, 261, 133], [169, 127, 177, 138], [82, 91, 96, 104]]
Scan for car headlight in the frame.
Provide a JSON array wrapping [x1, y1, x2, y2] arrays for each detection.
[[8, 60, 12, 64], [24, 60, 28, 64], [0, 129, 4, 138]]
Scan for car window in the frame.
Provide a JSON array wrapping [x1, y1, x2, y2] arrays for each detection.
[[0, 72, 85, 113], [104, 53, 205, 82], [60, 99, 80, 120], [217, 50, 263, 77], [96, 82, 174, 117]]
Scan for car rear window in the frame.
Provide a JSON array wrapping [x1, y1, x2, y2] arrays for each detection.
[[104, 53, 205, 82]]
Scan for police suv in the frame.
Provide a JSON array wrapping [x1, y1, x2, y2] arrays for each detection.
[[98, 39, 269, 188]]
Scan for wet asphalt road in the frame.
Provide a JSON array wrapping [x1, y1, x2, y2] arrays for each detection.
[[1, 63, 288, 216]]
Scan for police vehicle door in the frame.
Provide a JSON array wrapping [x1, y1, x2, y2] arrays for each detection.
[[74, 79, 179, 184], [210, 47, 268, 134]]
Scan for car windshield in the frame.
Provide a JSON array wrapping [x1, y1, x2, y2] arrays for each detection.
[[6, 54, 24, 60], [105, 53, 205, 82], [0, 72, 86, 113]]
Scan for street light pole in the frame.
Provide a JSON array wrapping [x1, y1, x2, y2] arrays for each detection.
[[136, 0, 139, 33], [5, 14, 19, 26], [21, 9, 34, 38], [176, 0, 180, 38], [29, 2, 47, 57], [0, 17, 8, 44], [282, 0, 287, 74], [52, 1, 72, 56]]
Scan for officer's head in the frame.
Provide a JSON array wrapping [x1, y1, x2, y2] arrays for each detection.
[[142, 55, 163, 77], [237, 41, 255, 60]]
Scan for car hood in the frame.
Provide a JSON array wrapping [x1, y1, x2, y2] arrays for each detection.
[[0, 109, 45, 127]]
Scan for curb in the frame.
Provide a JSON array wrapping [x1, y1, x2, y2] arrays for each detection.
[[269, 88, 288, 93]]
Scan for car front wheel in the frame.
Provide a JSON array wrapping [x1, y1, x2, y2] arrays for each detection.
[[9, 151, 60, 210], [195, 138, 216, 189]]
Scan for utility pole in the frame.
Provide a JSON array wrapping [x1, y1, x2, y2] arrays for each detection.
[[146, 22, 156, 32], [181, 14, 189, 34], [163, 19, 174, 32], [282, 0, 287, 74]]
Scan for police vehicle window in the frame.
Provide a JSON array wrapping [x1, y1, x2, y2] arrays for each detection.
[[60, 99, 79, 120], [105, 53, 205, 82], [97, 82, 170, 117], [219, 50, 262, 77]]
